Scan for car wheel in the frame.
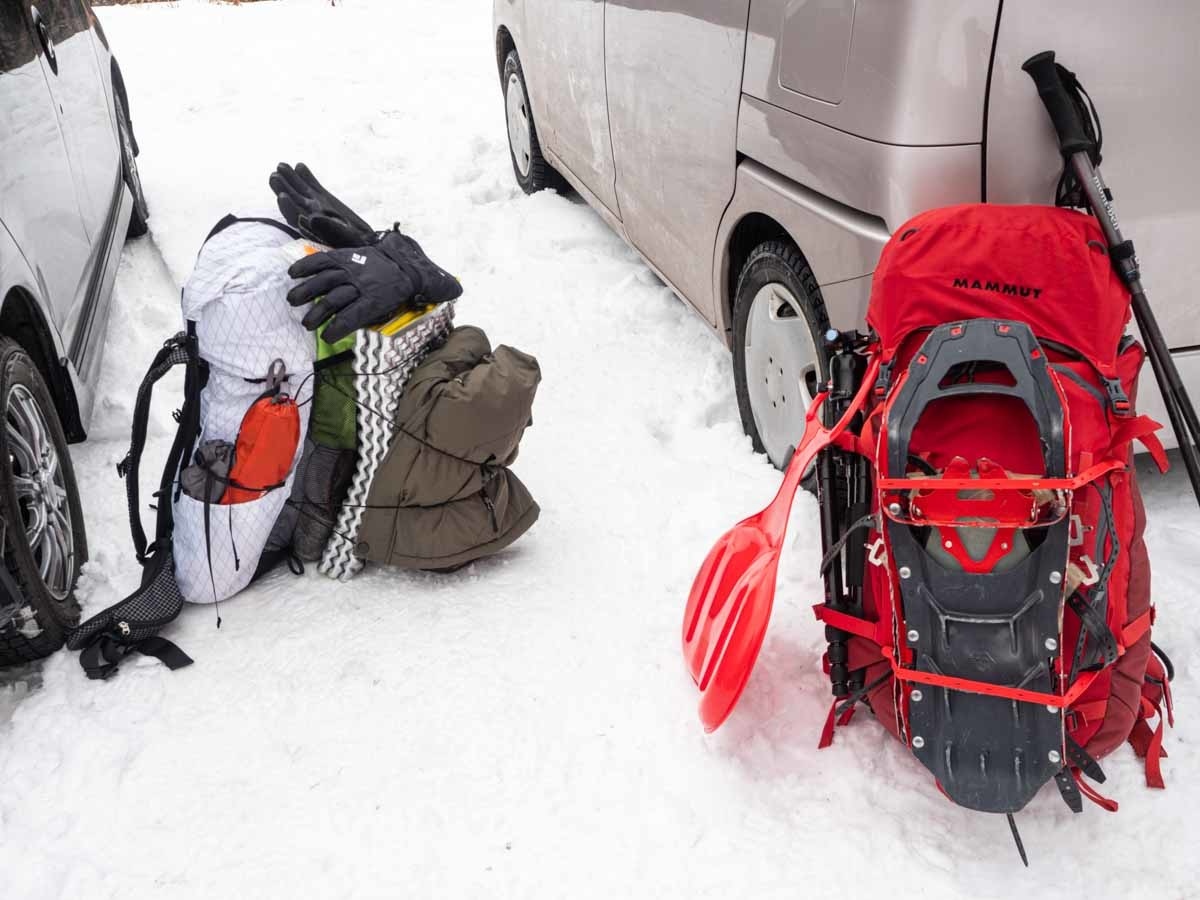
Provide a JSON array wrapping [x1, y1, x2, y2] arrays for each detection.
[[732, 241, 831, 470], [0, 338, 86, 666], [502, 49, 559, 194], [114, 88, 149, 238]]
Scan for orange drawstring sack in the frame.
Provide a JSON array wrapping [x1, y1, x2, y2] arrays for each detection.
[[221, 361, 301, 505]]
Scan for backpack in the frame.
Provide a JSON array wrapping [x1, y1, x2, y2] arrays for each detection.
[[813, 203, 1175, 823], [685, 203, 1176, 849], [67, 216, 317, 678]]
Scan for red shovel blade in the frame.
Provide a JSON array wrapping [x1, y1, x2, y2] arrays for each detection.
[[681, 356, 879, 732]]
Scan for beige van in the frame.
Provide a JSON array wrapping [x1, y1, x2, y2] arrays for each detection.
[[493, 0, 1200, 467]]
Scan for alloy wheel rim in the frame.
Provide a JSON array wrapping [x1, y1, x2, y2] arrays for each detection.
[[744, 283, 822, 467], [505, 72, 533, 178], [5, 383, 74, 599]]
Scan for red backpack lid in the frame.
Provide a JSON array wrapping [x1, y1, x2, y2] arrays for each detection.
[[867, 204, 1131, 374]]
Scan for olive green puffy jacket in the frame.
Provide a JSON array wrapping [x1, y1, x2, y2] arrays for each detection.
[[355, 326, 540, 570]]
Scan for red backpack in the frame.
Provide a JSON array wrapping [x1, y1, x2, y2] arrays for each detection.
[[685, 203, 1175, 848], [814, 203, 1174, 820]]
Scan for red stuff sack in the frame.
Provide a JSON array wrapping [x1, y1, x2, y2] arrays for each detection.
[[222, 392, 300, 505]]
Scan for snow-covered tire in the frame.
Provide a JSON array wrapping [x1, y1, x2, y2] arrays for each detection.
[[115, 86, 149, 239], [0, 338, 86, 666], [732, 241, 831, 471], [502, 49, 560, 194]]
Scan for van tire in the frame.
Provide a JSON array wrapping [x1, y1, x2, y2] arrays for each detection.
[[502, 50, 560, 194], [115, 87, 149, 239], [0, 338, 86, 667], [732, 241, 831, 471]]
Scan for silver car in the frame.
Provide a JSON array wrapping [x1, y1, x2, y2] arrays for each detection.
[[493, 0, 1199, 466]]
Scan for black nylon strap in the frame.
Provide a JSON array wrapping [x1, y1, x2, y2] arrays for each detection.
[[124, 334, 196, 562], [80, 634, 194, 680], [205, 214, 301, 244], [1067, 590, 1119, 671], [1066, 734, 1107, 784], [1054, 769, 1083, 814]]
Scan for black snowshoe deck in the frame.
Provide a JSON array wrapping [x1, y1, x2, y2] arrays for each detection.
[[883, 320, 1068, 813]]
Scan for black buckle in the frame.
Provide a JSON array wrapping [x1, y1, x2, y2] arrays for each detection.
[[1103, 377, 1132, 417]]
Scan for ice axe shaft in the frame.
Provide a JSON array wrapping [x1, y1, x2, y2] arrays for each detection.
[[1023, 51, 1200, 507]]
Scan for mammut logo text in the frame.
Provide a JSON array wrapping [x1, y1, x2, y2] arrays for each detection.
[[952, 277, 1042, 299]]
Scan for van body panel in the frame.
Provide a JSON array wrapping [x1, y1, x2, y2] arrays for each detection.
[[523, 0, 619, 214], [986, 0, 1200, 349], [605, 0, 752, 324], [712, 160, 887, 340], [737, 95, 982, 230], [744, 0, 999, 145]]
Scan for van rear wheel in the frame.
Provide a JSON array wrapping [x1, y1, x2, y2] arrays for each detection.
[[0, 338, 86, 666], [732, 242, 830, 470]]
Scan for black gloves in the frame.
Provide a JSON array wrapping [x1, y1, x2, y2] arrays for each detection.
[[286, 228, 463, 343], [270, 163, 377, 248]]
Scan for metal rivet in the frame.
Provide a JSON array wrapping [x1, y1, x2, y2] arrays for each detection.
[[943, 540, 953, 549], [1049, 570, 1063, 585], [1046, 705, 1059, 714], [912, 736, 925, 749], [887, 502, 902, 516], [1045, 637, 1059, 652], [911, 689, 923, 702], [1048, 750, 1062, 764], [899, 566, 912, 579], [906, 629, 920, 643]]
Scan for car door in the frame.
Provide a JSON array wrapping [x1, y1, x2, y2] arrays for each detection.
[[38, 0, 120, 239], [523, 0, 619, 214], [605, 0, 752, 324], [0, 0, 93, 332]]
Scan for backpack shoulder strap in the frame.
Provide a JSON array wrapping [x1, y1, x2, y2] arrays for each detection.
[[118, 325, 204, 563], [204, 214, 302, 244]]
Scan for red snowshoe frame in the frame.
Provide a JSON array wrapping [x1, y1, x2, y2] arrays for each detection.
[[683, 203, 1174, 818]]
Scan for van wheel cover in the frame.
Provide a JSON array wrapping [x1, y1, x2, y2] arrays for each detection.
[[4, 383, 74, 599], [743, 282, 822, 467]]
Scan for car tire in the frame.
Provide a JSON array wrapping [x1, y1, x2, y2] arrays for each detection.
[[502, 49, 560, 194], [0, 338, 86, 666], [114, 88, 149, 239], [732, 241, 831, 470]]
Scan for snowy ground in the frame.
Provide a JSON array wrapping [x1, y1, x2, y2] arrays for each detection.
[[1, 1, 1197, 897]]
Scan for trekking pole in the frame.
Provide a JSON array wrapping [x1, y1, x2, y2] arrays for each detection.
[[1023, 51, 1200, 508]]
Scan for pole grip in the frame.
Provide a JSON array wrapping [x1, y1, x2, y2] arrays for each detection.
[[1022, 51, 1096, 156]]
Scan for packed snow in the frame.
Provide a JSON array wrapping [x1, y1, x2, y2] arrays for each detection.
[[1, 1, 1197, 897]]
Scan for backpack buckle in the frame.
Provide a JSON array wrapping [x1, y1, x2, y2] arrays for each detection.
[[873, 361, 893, 401], [1103, 377, 1133, 417]]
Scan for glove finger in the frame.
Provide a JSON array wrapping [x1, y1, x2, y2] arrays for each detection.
[[294, 163, 329, 196], [303, 214, 373, 249], [287, 269, 345, 307], [275, 163, 315, 200], [288, 251, 342, 279], [311, 286, 362, 342], [275, 193, 304, 229]]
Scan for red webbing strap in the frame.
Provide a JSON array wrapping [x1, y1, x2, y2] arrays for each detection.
[[818, 699, 860, 750], [1071, 699, 1109, 727], [1109, 414, 1169, 474], [813, 604, 889, 646], [1144, 717, 1167, 789], [1073, 769, 1120, 812], [881, 649, 1103, 708], [876, 457, 1125, 493], [1121, 608, 1153, 649], [878, 610, 1152, 707]]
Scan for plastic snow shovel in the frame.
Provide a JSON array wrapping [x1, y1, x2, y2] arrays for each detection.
[[682, 356, 879, 732]]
